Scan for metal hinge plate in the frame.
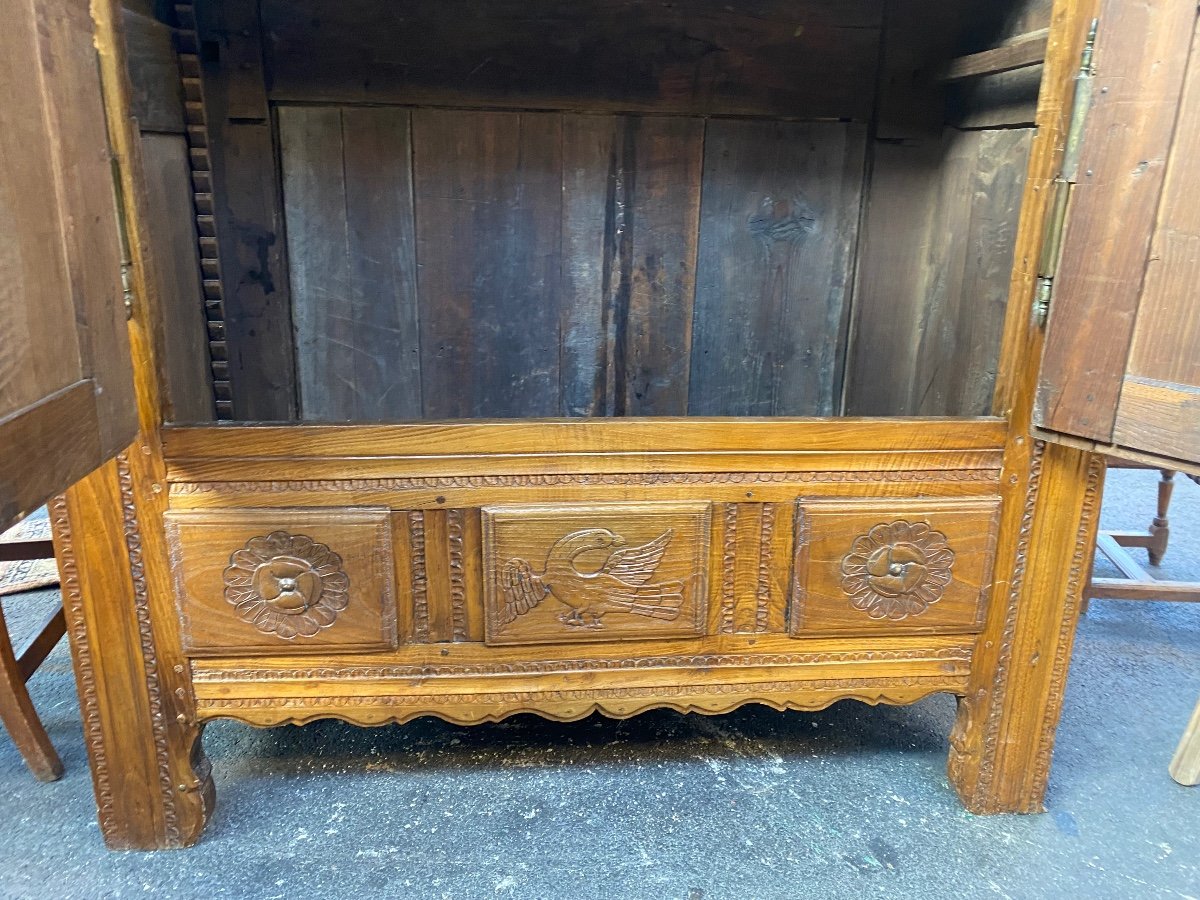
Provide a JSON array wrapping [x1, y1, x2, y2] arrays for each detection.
[[1035, 18, 1099, 329]]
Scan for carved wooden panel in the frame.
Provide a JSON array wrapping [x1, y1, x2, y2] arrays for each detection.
[[482, 502, 711, 645], [165, 508, 396, 655], [790, 498, 1000, 636]]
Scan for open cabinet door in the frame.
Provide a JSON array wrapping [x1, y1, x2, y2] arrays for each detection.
[[0, 0, 138, 532], [1035, 0, 1200, 473]]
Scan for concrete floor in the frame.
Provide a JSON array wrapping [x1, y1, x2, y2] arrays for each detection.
[[1, 468, 1197, 899]]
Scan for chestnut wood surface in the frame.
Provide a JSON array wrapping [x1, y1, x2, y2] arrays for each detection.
[[27, 0, 1129, 852]]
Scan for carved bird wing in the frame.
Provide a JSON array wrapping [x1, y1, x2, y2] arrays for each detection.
[[602, 529, 674, 585], [499, 558, 549, 624]]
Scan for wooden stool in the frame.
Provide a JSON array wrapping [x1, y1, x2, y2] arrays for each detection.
[[0, 537, 65, 782], [1085, 467, 1200, 608]]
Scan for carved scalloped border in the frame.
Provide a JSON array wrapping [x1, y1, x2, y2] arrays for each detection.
[[116, 454, 180, 843], [170, 469, 1002, 495], [48, 495, 118, 838], [194, 675, 964, 727], [191, 645, 973, 682], [960, 440, 1045, 801], [1029, 451, 1104, 798]]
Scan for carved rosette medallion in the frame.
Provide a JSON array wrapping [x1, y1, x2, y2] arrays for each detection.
[[840, 521, 955, 621], [223, 531, 350, 639]]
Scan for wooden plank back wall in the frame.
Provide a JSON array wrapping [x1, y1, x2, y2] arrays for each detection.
[[279, 108, 868, 420], [261, 0, 883, 421]]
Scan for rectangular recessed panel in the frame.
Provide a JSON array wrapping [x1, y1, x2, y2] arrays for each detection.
[[790, 498, 1000, 636], [482, 502, 711, 645], [165, 508, 396, 656]]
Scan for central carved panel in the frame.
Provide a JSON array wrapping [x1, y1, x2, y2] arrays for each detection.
[[482, 502, 711, 645]]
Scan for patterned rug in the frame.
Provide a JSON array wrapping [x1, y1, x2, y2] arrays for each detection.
[[0, 512, 59, 597]]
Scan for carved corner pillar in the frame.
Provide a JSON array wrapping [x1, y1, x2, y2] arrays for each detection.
[[948, 440, 1105, 813], [50, 449, 213, 849]]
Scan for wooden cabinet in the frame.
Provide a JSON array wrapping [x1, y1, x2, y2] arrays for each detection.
[[3, 0, 1196, 850]]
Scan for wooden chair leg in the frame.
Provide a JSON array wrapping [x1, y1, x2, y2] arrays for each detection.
[[1147, 470, 1175, 566], [0, 604, 64, 782], [1169, 695, 1200, 786]]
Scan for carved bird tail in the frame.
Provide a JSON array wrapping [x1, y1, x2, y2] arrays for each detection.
[[610, 580, 685, 620]]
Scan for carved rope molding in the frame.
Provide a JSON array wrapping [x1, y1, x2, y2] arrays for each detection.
[[719, 504, 737, 633], [169, 469, 1002, 495], [1030, 452, 1105, 799], [191, 645, 974, 682], [408, 511, 430, 641], [447, 508, 468, 641], [116, 454, 180, 844], [48, 495, 118, 839], [756, 504, 775, 632]]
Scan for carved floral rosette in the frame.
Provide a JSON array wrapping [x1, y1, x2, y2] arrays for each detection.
[[223, 531, 350, 638], [840, 521, 955, 621]]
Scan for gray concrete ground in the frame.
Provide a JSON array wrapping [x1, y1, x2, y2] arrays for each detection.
[[0, 468, 1197, 899]]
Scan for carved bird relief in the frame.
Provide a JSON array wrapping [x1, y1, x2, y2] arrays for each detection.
[[500, 528, 685, 629]]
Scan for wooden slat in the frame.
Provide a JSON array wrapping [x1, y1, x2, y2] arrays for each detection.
[[139, 134, 215, 423], [942, 30, 1049, 82], [414, 110, 564, 418], [1036, 0, 1198, 443], [261, 0, 882, 121], [162, 417, 1007, 459], [197, 0, 296, 420], [690, 121, 865, 416], [1109, 18, 1200, 467], [279, 107, 423, 421], [0, 540, 55, 563], [122, 8, 185, 133], [0, 382, 101, 527], [1089, 579, 1200, 602], [846, 129, 1030, 415], [1095, 532, 1150, 582], [620, 117, 703, 416], [1112, 380, 1200, 465], [17, 605, 66, 682]]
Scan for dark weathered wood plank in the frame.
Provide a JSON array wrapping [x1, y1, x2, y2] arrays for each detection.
[[262, 0, 882, 121], [413, 110, 563, 418], [122, 7, 185, 133], [690, 121, 866, 416], [197, 0, 296, 420], [140, 134, 215, 423], [619, 117, 703, 416], [846, 127, 1030, 416], [280, 107, 422, 421], [560, 116, 621, 417], [1036, 0, 1197, 443]]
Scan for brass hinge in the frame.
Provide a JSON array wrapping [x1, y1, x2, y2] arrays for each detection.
[[1035, 18, 1099, 329], [109, 156, 136, 320]]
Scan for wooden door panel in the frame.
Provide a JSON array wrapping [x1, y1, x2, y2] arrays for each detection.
[[1036, 1, 1200, 470], [0, 0, 136, 530]]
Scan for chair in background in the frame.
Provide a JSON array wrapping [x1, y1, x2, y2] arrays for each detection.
[[0, 530, 65, 781]]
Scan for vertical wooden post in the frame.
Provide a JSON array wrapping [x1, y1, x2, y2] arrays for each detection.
[[947, 0, 1105, 813], [51, 455, 213, 849], [43, 0, 217, 848]]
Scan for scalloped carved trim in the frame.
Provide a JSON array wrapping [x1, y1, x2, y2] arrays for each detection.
[[1029, 452, 1104, 798], [194, 677, 962, 727], [49, 495, 118, 839], [170, 469, 1002, 495], [116, 454, 180, 844], [955, 440, 1045, 799], [191, 645, 973, 682]]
